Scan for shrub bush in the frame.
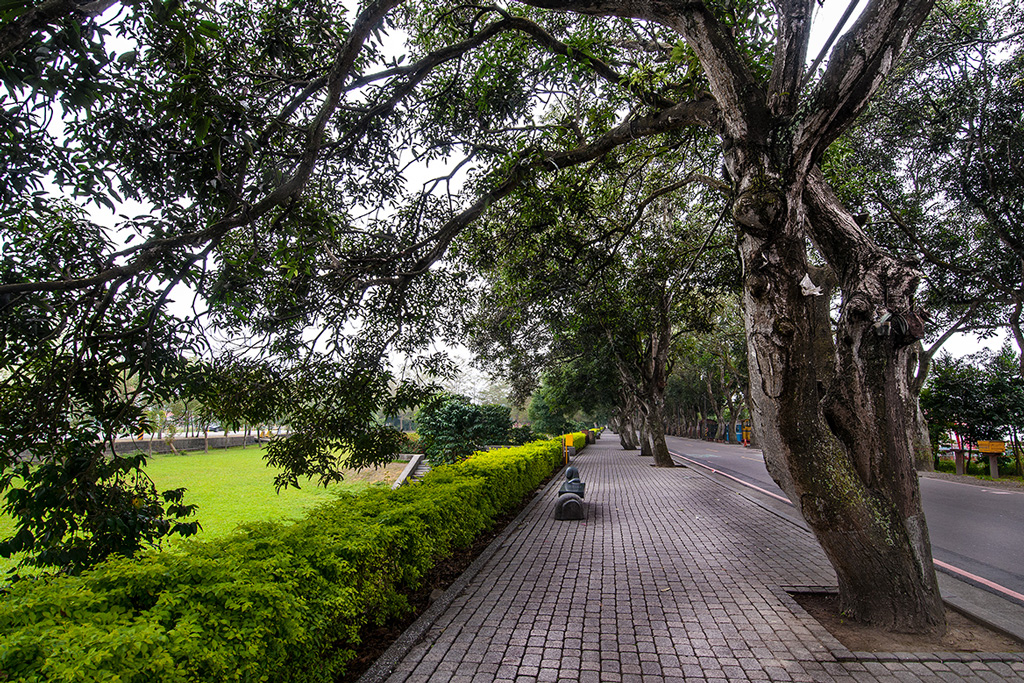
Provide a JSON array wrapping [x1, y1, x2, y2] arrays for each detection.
[[400, 431, 426, 455], [415, 395, 514, 465], [0, 438, 566, 682], [509, 425, 535, 445]]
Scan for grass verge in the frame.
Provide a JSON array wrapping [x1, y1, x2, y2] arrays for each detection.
[[0, 445, 405, 573]]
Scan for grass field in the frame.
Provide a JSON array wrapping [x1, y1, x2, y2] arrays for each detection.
[[0, 445, 407, 572]]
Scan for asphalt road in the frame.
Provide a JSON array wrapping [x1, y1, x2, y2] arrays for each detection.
[[664, 434, 1024, 603]]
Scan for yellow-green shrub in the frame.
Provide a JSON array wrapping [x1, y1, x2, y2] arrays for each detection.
[[0, 439, 564, 682]]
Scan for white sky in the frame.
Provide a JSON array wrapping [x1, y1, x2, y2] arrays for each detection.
[[941, 331, 1010, 358], [808, 0, 867, 61]]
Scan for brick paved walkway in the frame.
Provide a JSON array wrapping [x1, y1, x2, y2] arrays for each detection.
[[369, 438, 1024, 682]]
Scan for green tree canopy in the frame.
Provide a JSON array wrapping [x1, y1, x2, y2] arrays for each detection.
[[828, 0, 1024, 370], [2, 0, 969, 633]]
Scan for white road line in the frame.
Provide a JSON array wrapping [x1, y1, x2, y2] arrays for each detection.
[[924, 476, 1024, 496], [670, 450, 791, 505]]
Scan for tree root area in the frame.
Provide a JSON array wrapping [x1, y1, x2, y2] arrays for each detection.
[[792, 592, 1024, 653], [336, 467, 563, 683]]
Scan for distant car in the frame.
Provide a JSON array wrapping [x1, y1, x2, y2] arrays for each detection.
[[208, 424, 223, 432]]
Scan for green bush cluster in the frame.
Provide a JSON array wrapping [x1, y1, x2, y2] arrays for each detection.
[[400, 431, 426, 454], [415, 395, 513, 465], [0, 438, 569, 682], [508, 425, 536, 445]]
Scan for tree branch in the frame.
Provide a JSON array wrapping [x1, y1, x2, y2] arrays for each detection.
[[795, 0, 937, 166], [347, 97, 719, 288], [0, 0, 115, 57], [768, 0, 815, 117], [513, 0, 763, 138]]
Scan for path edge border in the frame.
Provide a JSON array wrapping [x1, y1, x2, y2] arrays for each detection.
[[355, 456, 572, 683]]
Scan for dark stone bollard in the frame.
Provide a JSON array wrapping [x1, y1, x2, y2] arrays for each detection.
[[559, 467, 585, 498], [555, 492, 585, 520], [556, 466, 586, 520]]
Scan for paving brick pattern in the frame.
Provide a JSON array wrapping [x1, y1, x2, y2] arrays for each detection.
[[379, 440, 1024, 682]]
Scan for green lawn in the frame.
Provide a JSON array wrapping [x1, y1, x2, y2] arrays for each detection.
[[0, 445, 403, 572]]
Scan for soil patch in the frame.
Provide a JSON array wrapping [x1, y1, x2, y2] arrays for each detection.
[[792, 591, 1024, 653], [337, 461, 408, 487], [336, 465, 563, 682]]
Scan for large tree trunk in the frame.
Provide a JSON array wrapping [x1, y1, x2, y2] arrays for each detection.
[[737, 165, 944, 633], [617, 410, 639, 450], [908, 343, 935, 471], [643, 309, 676, 467], [638, 394, 675, 466], [639, 423, 653, 458]]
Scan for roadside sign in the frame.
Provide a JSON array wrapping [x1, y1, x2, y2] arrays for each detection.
[[978, 440, 1006, 454]]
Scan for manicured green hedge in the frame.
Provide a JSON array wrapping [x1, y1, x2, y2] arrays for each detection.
[[0, 438, 566, 682]]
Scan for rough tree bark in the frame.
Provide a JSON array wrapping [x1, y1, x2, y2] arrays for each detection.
[[639, 423, 654, 458], [908, 344, 935, 472], [636, 320, 676, 467], [738, 174, 943, 632], [521, 0, 942, 634], [614, 405, 640, 450], [638, 399, 674, 465], [705, 0, 943, 633], [671, 0, 942, 632]]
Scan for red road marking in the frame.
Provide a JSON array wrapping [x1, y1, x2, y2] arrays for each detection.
[[670, 449, 1024, 604], [933, 559, 1024, 603]]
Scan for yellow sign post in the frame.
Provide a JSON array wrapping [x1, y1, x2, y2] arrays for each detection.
[[977, 441, 1006, 479]]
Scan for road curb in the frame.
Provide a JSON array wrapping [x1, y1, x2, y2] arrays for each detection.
[[669, 446, 1024, 645]]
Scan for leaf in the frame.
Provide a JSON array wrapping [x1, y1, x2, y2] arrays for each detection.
[[183, 35, 196, 67], [195, 116, 212, 144], [0, 0, 29, 18], [197, 20, 222, 39]]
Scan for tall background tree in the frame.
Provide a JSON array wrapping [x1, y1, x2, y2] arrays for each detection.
[[828, 0, 1024, 374], [464, 153, 734, 466]]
